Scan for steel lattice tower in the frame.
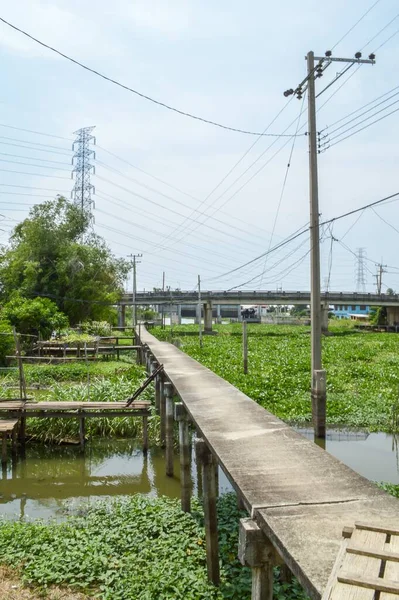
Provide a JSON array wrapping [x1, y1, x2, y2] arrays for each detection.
[[71, 126, 96, 216], [355, 247, 367, 293]]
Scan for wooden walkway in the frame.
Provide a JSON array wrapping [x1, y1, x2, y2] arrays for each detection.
[[140, 327, 399, 599]]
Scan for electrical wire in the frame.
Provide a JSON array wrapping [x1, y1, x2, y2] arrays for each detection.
[[0, 168, 70, 179], [371, 206, 399, 235], [0, 123, 72, 141], [327, 97, 399, 141], [0, 17, 306, 139], [0, 151, 71, 165], [328, 104, 399, 148], [331, 0, 382, 50], [258, 94, 305, 288], [0, 157, 71, 171]]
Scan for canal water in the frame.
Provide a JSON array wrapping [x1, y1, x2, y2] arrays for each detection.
[[0, 430, 397, 521]]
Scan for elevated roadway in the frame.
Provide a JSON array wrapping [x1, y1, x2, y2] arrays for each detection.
[[121, 289, 399, 307]]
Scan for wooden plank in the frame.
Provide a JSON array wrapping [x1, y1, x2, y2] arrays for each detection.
[[347, 545, 399, 562], [356, 522, 399, 537], [381, 534, 399, 600], [337, 573, 399, 594], [0, 420, 18, 432]]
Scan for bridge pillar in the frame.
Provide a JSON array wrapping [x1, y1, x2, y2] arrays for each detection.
[[387, 306, 399, 326], [237, 305, 242, 321], [118, 304, 126, 328], [321, 303, 329, 333], [204, 302, 213, 333], [177, 304, 182, 325], [216, 304, 222, 324], [195, 303, 201, 324]]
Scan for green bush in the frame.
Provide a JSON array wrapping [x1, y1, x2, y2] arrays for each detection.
[[0, 320, 14, 366], [2, 294, 68, 338]]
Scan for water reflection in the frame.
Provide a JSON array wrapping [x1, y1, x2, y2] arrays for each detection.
[[0, 429, 398, 521], [0, 440, 182, 520], [297, 428, 399, 484]]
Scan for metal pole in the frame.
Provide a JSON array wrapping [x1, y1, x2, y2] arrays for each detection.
[[307, 51, 325, 438], [198, 275, 203, 348]]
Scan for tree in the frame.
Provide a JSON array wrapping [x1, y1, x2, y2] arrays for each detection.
[[2, 294, 69, 338], [386, 287, 395, 296], [0, 197, 130, 324]]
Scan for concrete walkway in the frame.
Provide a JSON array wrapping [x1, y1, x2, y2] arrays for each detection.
[[141, 328, 399, 599]]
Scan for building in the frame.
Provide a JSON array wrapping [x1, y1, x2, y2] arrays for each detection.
[[332, 304, 370, 320]]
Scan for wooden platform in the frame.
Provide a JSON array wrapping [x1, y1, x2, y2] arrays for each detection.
[[0, 419, 18, 464], [322, 522, 399, 598], [0, 400, 151, 450], [140, 327, 399, 600]]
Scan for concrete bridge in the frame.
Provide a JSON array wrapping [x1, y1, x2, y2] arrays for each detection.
[[119, 290, 399, 331]]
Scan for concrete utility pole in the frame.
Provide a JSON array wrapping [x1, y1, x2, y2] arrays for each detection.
[[375, 262, 387, 294], [128, 253, 142, 328], [162, 271, 165, 329], [284, 50, 375, 438], [198, 274, 203, 348]]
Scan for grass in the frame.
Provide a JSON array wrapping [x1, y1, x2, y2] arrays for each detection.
[[0, 493, 307, 600], [153, 323, 399, 432]]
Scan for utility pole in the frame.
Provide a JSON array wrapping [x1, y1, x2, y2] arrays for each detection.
[[284, 50, 375, 439], [198, 274, 203, 348], [162, 271, 165, 329], [71, 126, 96, 219], [128, 253, 142, 328], [374, 262, 387, 294]]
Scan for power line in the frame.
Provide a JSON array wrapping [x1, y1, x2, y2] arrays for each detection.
[[328, 104, 399, 148], [0, 135, 72, 153], [0, 157, 71, 171], [0, 168, 70, 179], [259, 94, 305, 288], [0, 151, 71, 165], [331, 0, 382, 50], [327, 97, 399, 141], [0, 17, 306, 139], [0, 123, 72, 141]]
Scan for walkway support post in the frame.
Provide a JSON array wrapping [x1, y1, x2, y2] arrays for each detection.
[[196, 438, 220, 586], [164, 382, 174, 477], [175, 402, 191, 512], [312, 369, 326, 438], [79, 412, 85, 449], [217, 304, 222, 324], [239, 518, 275, 600], [155, 367, 161, 414], [159, 372, 166, 447], [243, 320, 248, 374]]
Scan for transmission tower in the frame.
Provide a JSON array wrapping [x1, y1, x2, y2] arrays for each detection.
[[355, 248, 367, 293], [71, 126, 96, 216]]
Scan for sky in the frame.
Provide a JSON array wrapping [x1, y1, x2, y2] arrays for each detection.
[[0, 0, 399, 294]]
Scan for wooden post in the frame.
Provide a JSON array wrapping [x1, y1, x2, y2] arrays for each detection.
[[159, 374, 166, 447], [196, 438, 220, 586], [164, 382, 174, 477], [155, 371, 161, 413], [175, 403, 191, 512], [238, 518, 275, 600], [195, 436, 203, 498], [1, 433, 7, 465], [243, 320, 248, 374], [18, 413, 26, 444], [79, 413, 85, 449], [11, 426, 17, 455], [142, 414, 149, 454], [312, 369, 326, 439], [116, 337, 120, 361]]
